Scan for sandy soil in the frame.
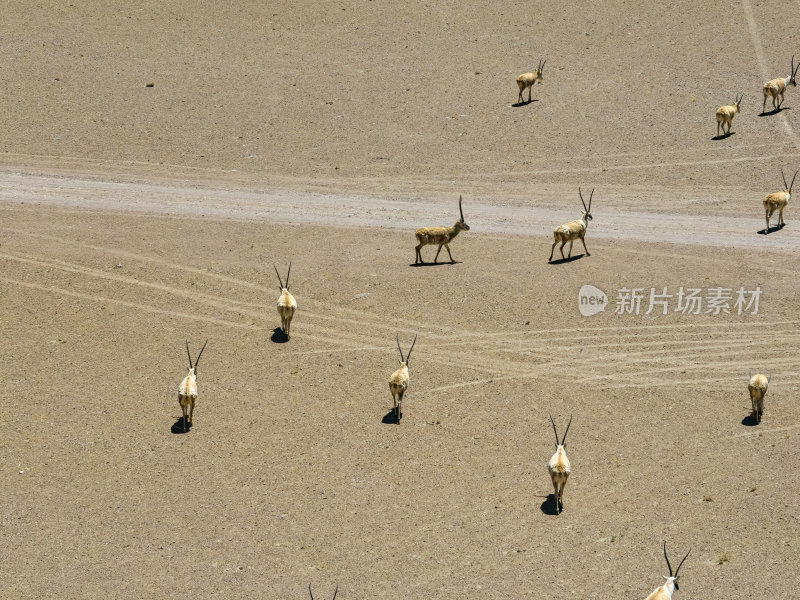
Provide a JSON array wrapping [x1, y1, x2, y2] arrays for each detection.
[[2, 2, 800, 599]]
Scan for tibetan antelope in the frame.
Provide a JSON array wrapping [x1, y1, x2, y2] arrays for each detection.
[[178, 339, 208, 432], [715, 92, 743, 137], [308, 583, 338, 600], [516, 58, 546, 103], [389, 334, 416, 422], [547, 414, 572, 515], [414, 195, 470, 264], [644, 542, 690, 600], [548, 188, 593, 262], [763, 168, 797, 233], [274, 263, 297, 339], [748, 372, 771, 423], [762, 55, 799, 113]]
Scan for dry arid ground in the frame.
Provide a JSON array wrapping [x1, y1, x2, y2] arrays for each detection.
[[2, 2, 800, 599]]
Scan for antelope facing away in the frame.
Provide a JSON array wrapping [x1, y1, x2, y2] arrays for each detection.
[[274, 263, 297, 339], [178, 339, 208, 432], [762, 54, 799, 113], [516, 58, 546, 103], [389, 335, 416, 422], [748, 372, 771, 423], [549, 188, 594, 262], [308, 583, 338, 600], [645, 542, 690, 600], [763, 168, 796, 233], [414, 195, 470, 264], [547, 414, 572, 515], [715, 92, 743, 137]]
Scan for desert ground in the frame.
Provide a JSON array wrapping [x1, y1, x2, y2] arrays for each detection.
[[2, 2, 800, 599]]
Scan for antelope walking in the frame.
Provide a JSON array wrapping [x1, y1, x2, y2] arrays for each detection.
[[274, 263, 297, 339], [308, 584, 338, 600], [762, 55, 799, 113], [516, 58, 546, 103], [715, 92, 743, 137], [414, 195, 470, 264], [644, 542, 690, 600], [748, 372, 771, 423], [178, 339, 208, 432], [548, 188, 594, 262], [388, 334, 416, 422], [763, 168, 797, 233], [547, 414, 572, 515]]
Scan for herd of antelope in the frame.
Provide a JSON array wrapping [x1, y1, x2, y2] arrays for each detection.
[[169, 54, 796, 600]]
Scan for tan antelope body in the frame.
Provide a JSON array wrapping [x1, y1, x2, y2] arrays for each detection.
[[178, 339, 208, 432], [274, 263, 297, 339], [644, 542, 690, 600], [748, 372, 771, 423], [547, 415, 572, 515], [549, 188, 594, 262], [415, 196, 470, 264], [763, 168, 797, 233], [715, 93, 743, 136], [516, 59, 546, 103], [389, 335, 416, 422], [762, 55, 799, 113]]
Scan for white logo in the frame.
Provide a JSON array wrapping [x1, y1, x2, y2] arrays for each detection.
[[578, 284, 608, 316]]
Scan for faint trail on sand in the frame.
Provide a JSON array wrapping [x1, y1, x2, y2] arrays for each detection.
[[741, 0, 800, 149]]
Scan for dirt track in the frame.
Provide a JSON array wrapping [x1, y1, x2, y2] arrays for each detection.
[[3, 1, 800, 599]]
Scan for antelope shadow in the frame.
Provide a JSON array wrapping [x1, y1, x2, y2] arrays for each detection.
[[271, 327, 289, 343], [758, 223, 785, 235], [409, 260, 462, 267], [741, 412, 760, 427], [758, 106, 789, 116], [547, 254, 585, 265], [511, 99, 539, 108], [711, 132, 735, 141], [171, 417, 192, 434], [539, 494, 560, 516]]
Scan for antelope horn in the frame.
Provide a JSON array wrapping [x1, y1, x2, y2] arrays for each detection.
[[588, 188, 594, 212], [459, 194, 464, 220], [793, 54, 798, 76], [561, 414, 573, 446], [663, 541, 673, 577], [781, 168, 789, 190], [790, 170, 798, 193], [273, 264, 284, 290], [549, 414, 560, 445], [194, 339, 208, 369], [674, 548, 691, 578], [185, 340, 193, 369], [405, 334, 418, 364], [285, 261, 292, 290], [332, 584, 339, 600], [396, 335, 405, 363], [578, 187, 587, 211], [308, 584, 315, 600]]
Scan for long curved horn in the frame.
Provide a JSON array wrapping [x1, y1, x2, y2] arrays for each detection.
[[790, 170, 798, 193], [459, 195, 464, 221], [674, 548, 691, 577], [549, 414, 560, 445], [781, 168, 788, 190], [587, 188, 594, 212], [396, 335, 405, 363], [274, 264, 284, 290], [332, 584, 339, 600], [405, 334, 418, 364], [194, 339, 208, 369], [285, 261, 292, 290], [578, 188, 587, 211], [793, 54, 798, 77], [308, 583, 315, 600], [663, 541, 674, 577], [185, 340, 193, 369], [561, 414, 573, 446]]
